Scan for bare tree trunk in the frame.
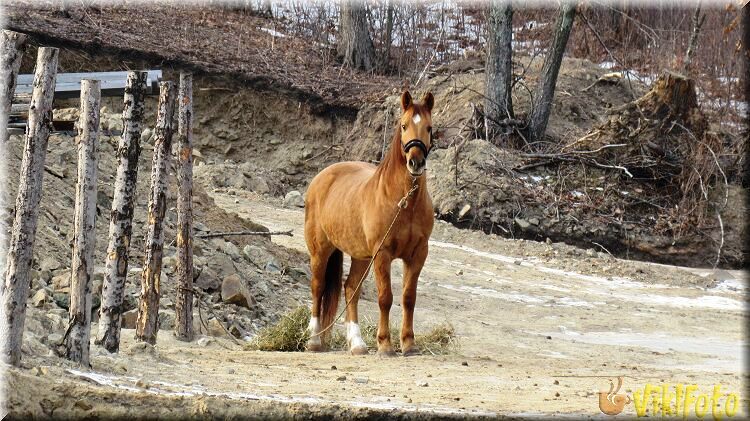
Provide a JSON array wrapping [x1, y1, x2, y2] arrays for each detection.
[[485, 0, 514, 143], [337, 0, 377, 71], [174, 72, 194, 342], [683, 3, 705, 74], [65, 80, 100, 366], [527, 1, 577, 142], [0, 47, 58, 366], [382, 1, 394, 69], [135, 81, 177, 345], [96, 71, 147, 353], [0, 31, 28, 286]]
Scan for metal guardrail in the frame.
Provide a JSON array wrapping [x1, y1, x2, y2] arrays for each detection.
[[14, 69, 162, 99]]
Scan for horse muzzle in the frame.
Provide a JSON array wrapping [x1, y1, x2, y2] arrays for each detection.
[[404, 139, 429, 176]]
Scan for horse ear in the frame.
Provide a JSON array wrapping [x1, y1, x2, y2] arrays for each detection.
[[422, 92, 434, 112], [401, 91, 412, 111]]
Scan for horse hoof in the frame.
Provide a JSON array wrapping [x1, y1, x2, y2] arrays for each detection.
[[306, 342, 324, 352], [350, 345, 369, 356], [377, 349, 397, 358], [402, 347, 421, 357]]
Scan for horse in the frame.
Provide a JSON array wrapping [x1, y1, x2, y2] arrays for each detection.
[[304, 90, 435, 356]]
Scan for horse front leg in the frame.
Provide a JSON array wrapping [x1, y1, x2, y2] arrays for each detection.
[[374, 252, 396, 357], [401, 244, 427, 356]]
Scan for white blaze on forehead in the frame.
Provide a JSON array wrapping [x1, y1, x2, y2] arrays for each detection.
[[412, 113, 421, 124]]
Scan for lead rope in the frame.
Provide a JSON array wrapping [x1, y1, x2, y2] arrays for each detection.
[[311, 177, 419, 339]]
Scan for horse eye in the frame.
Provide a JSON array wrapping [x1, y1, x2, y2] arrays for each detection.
[[401, 125, 406, 131]]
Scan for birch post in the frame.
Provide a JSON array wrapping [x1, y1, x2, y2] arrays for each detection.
[[0, 31, 28, 279], [65, 80, 100, 366], [96, 71, 147, 353], [135, 81, 177, 345], [174, 72, 194, 341], [0, 47, 58, 366]]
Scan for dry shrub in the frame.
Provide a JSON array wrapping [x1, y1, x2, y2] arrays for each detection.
[[249, 306, 458, 355]]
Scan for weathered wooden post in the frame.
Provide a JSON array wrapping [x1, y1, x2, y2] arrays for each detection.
[[135, 81, 177, 345], [65, 80, 100, 366], [174, 72, 194, 341], [0, 31, 28, 279], [96, 71, 147, 353], [0, 47, 58, 366]]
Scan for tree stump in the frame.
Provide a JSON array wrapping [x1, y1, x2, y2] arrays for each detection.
[[66, 80, 100, 366], [1, 47, 58, 366], [96, 71, 147, 353], [135, 82, 177, 345]]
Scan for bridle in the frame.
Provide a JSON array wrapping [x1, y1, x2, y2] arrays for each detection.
[[403, 138, 431, 158]]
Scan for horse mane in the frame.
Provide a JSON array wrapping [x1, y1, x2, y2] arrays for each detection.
[[375, 120, 406, 178]]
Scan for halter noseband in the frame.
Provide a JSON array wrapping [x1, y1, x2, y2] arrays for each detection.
[[403, 139, 430, 158]]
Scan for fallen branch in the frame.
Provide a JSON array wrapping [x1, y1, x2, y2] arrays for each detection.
[[196, 229, 293, 239]]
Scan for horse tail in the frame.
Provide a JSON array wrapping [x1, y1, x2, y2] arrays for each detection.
[[320, 249, 343, 343]]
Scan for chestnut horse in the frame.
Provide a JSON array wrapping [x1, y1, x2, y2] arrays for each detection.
[[304, 91, 435, 356]]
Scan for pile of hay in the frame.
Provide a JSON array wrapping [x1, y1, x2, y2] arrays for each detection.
[[248, 306, 458, 355]]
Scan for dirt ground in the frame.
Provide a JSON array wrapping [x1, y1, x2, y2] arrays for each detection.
[[6, 189, 747, 419]]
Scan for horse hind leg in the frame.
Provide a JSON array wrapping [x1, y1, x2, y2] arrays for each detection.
[[344, 258, 370, 355], [306, 246, 334, 352]]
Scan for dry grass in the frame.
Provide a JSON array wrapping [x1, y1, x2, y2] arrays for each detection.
[[248, 306, 459, 355]]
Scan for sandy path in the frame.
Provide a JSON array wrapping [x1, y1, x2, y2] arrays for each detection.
[[8, 191, 747, 419]]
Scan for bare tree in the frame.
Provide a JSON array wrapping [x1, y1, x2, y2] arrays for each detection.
[[96, 71, 147, 353], [527, 1, 577, 143], [0, 47, 58, 366], [174, 72, 195, 342], [135, 81, 177, 345], [65, 80, 100, 366], [338, 0, 377, 71], [0, 31, 28, 278], [683, 3, 705, 73], [485, 0, 514, 143]]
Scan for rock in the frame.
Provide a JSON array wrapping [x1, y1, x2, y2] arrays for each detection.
[[242, 245, 273, 268], [354, 377, 369, 384], [514, 217, 531, 230], [455, 269, 463, 276], [196, 337, 215, 347], [212, 253, 236, 277], [283, 190, 305, 208], [458, 204, 471, 219], [529, 217, 540, 226], [195, 266, 220, 291], [207, 318, 225, 337], [32, 366, 50, 376], [121, 309, 139, 329], [32, 289, 50, 307], [40, 256, 61, 272], [221, 241, 241, 259], [159, 310, 175, 331], [264, 259, 282, 274], [336, 375, 347, 381], [51, 270, 71, 292], [74, 399, 93, 411], [288, 267, 310, 282], [47, 333, 63, 346], [221, 274, 255, 308], [140, 127, 153, 143], [53, 293, 69, 310]]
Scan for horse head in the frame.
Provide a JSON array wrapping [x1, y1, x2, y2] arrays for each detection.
[[399, 90, 434, 177]]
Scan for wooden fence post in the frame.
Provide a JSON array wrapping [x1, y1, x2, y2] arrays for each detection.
[[0, 47, 58, 366], [174, 72, 194, 341], [96, 71, 147, 353], [65, 80, 100, 366], [0, 31, 28, 280], [135, 81, 176, 345]]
